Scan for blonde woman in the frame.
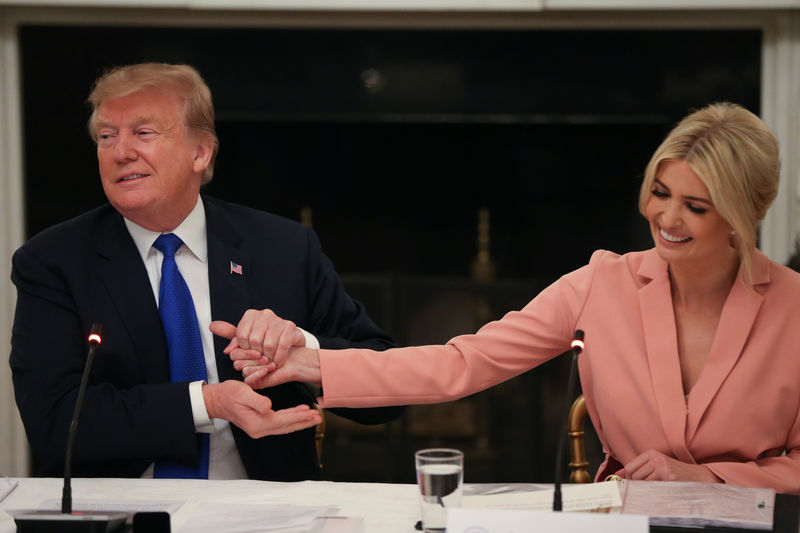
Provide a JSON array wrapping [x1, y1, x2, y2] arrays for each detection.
[[216, 103, 800, 493]]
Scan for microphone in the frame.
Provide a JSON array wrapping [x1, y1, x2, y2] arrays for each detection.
[[14, 323, 128, 533], [63, 323, 103, 514], [553, 330, 585, 512]]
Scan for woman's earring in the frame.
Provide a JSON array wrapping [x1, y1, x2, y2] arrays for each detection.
[[729, 231, 737, 248]]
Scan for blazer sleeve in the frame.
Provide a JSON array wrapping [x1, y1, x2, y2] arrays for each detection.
[[300, 226, 403, 424], [317, 250, 603, 408], [10, 245, 199, 477]]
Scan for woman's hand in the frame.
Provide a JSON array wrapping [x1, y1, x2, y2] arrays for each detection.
[[620, 449, 722, 482]]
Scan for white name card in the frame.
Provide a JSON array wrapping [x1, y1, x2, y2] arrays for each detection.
[[447, 508, 649, 533]]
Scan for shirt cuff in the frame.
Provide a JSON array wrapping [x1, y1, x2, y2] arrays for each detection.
[[190, 380, 214, 433], [298, 328, 321, 396], [299, 327, 320, 349]]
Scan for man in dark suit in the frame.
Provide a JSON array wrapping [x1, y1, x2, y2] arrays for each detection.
[[9, 63, 401, 481]]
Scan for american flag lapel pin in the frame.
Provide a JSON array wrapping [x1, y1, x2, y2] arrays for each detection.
[[230, 261, 243, 276]]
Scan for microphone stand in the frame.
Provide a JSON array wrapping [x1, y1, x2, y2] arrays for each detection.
[[14, 324, 128, 533], [62, 324, 102, 514], [553, 330, 584, 512]]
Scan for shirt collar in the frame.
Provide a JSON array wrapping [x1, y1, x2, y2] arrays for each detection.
[[124, 196, 208, 263]]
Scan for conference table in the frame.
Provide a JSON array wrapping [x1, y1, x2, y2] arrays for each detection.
[[1, 477, 798, 533], [2, 477, 420, 532]]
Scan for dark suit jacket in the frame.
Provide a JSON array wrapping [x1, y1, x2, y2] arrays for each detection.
[[10, 196, 402, 480]]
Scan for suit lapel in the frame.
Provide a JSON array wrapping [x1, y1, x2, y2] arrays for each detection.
[[637, 251, 693, 462], [685, 252, 768, 438], [204, 197, 252, 383], [95, 214, 169, 384]]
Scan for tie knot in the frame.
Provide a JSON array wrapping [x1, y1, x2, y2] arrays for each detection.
[[153, 233, 184, 258]]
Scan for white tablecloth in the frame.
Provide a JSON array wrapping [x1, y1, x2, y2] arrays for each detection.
[[0, 477, 423, 532]]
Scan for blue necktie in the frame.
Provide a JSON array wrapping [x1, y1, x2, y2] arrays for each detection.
[[152, 233, 210, 479]]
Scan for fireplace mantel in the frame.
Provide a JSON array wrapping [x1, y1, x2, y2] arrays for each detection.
[[0, 0, 799, 10]]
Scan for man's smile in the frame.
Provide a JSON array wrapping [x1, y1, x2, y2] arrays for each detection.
[[117, 173, 149, 183]]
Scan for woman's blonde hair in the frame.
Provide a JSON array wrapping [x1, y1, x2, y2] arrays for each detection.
[[87, 62, 219, 184], [638, 102, 780, 281]]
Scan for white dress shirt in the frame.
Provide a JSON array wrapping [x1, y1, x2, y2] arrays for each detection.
[[124, 196, 318, 479]]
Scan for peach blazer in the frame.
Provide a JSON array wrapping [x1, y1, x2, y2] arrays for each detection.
[[319, 249, 800, 493]]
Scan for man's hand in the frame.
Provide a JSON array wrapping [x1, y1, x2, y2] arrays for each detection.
[[210, 309, 305, 364], [202, 380, 321, 438], [620, 449, 722, 482]]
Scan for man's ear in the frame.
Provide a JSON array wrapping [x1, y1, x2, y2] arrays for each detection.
[[192, 137, 214, 174]]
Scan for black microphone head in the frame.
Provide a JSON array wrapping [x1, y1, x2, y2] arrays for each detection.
[[570, 330, 585, 353]]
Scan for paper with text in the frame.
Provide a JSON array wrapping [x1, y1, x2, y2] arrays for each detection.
[[622, 481, 775, 530], [463, 480, 622, 512]]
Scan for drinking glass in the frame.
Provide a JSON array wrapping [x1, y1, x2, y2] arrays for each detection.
[[415, 448, 464, 532]]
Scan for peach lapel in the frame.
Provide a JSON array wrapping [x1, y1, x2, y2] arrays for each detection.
[[637, 250, 693, 463], [685, 251, 769, 439]]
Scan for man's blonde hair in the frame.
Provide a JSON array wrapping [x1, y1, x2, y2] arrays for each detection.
[[638, 102, 780, 281], [88, 62, 219, 184]]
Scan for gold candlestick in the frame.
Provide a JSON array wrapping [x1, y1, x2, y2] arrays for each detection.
[[471, 207, 496, 282], [300, 206, 313, 228]]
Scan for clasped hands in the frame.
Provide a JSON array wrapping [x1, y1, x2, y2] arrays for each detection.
[[202, 309, 322, 439], [210, 309, 322, 390]]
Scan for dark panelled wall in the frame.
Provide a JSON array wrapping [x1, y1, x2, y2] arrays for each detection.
[[20, 26, 760, 483]]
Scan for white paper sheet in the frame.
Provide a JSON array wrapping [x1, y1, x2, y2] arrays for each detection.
[[448, 508, 648, 533], [36, 498, 184, 514], [463, 480, 623, 512], [0, 479, 17, 505], [622, 481, 775, 530], [176, 503, 337, 533]]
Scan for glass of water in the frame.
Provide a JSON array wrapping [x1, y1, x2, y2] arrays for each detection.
[[415, 448, 464, 532]]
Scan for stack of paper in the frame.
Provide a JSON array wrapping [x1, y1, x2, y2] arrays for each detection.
[[463, 480, 776, 531], [463, 480, 623, 513], [621, 481, 775, 530]]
